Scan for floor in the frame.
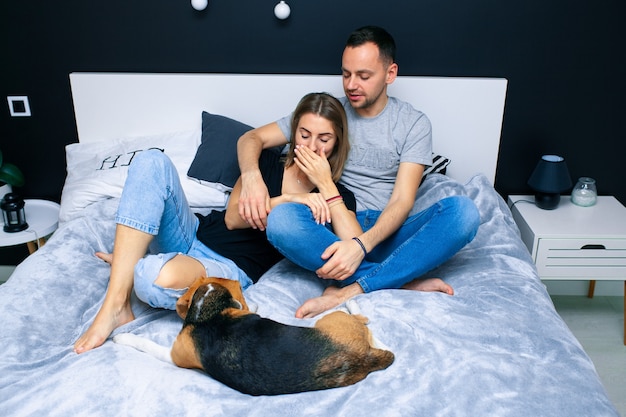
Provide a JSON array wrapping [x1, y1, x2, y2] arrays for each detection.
[[551, 295, 625, 416]]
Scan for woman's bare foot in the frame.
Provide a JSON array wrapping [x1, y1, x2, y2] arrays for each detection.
[[76, 226, 153, 353], [95, 252, 113, 264], [402, 277, 454, 295], [295, 283, 364, 319], [73, 302, 134, 354]]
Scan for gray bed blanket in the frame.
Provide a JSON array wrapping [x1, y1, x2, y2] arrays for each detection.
[[0, 174, 618, 416]]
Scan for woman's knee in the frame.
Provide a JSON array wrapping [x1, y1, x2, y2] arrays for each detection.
[[134, 253, 200, 310], [133, 253, 176, 302], [128, 149, 173, 177], [154, 254, 206, 289], [267, 203, 310, 241]]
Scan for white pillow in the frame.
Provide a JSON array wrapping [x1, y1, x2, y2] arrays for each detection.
[[59, 130, 228, 223]]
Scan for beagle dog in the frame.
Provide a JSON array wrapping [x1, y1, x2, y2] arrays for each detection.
[[115, 277, 394, 396]]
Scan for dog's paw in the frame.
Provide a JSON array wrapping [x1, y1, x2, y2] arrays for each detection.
[[336, 305, 349, 314], [345, 299, 362, 315]]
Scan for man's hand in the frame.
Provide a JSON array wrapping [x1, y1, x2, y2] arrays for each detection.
[[315, 239, 365, 281], [238, 170, 271, 230], [236, 122, 289, 231]]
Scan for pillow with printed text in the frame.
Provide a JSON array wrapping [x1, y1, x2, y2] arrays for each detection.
[[59, 129, 228, 223]]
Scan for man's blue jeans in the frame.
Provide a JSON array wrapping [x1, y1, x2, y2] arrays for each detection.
[[266, 196, 479, 292]]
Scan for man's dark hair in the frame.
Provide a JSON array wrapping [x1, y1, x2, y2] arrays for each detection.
[[345, 26, 396, 65]]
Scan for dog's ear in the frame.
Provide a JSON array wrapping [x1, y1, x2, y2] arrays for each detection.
[[176, 277, 249, 319], [186, 283, 237, 324], [206, 277, 249, 311], [176, 277, 214, 320], [175, 296, 191, 320]]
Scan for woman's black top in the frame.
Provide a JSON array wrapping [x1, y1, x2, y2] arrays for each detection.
[[196, 148, 356, 282]]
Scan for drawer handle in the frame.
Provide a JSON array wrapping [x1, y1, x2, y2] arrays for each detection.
[[581, 244, 606, 250]]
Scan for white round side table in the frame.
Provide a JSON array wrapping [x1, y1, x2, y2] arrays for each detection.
[[0, 199, 61, 254]]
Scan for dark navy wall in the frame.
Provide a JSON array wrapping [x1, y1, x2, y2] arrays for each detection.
[[1, 0, 624, 264]]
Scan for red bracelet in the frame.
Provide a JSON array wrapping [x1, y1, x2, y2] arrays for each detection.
[[326, 195, 343, 204]]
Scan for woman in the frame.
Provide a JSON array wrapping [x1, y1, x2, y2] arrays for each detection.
[[74, 92, 358, 354]]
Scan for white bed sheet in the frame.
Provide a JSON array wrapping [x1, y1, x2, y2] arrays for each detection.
[[0, 174, 618, 416]]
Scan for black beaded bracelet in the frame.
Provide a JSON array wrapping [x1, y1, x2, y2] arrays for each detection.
[[352, 237, 367, 256]]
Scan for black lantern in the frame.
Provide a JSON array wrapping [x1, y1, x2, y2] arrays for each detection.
[[1, 193, 29, 233], [527, 155, 573, 210]]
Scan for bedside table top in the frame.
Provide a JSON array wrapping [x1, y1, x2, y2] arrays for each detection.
[[0, 199, 61, 247], [509, 195, 626, 238]]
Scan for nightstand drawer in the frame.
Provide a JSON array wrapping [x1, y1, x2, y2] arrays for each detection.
[[535, 238, 626, 279]]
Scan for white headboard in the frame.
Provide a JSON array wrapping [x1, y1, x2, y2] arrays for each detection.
[[69, 73, 507, 184]]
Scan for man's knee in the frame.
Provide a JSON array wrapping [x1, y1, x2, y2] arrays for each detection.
[[442, 196, 480, 239], [458, 196, 480, 240]]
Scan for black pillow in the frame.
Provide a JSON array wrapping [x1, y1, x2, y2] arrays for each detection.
[[187, 112, 254, 190]]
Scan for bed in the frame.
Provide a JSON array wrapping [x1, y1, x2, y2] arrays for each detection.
[[0, 73, 619, 416]]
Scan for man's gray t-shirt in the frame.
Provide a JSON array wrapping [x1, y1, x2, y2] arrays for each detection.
[[276, 96, 432, 212]]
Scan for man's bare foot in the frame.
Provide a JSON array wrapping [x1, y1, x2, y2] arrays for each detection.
[[73, 302, 134, 354], [402, 277, 454, 295], [296, 287, 343, 319], [295, 283, 364, 319]]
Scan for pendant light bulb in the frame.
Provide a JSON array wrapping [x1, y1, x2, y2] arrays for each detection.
[[191, 0, 208, 11], [274, 1, 291, 20]]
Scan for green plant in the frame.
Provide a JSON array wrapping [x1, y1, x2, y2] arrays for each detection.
[[0, 149, 25, 187]]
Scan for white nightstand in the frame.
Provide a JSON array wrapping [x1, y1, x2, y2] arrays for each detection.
[[0, 199, 60, 254], [509, 195, 626, 344]]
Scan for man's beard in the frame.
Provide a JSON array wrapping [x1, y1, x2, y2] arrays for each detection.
[[349, 87, 386, 111]]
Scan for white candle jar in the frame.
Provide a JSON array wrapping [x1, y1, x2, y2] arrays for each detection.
[[571, 177, 597, 207]]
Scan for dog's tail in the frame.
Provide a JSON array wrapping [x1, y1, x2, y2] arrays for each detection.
[[364, 347, 395, 372], [113, 333, 173, 364], [343, 299, 392, 352], [336, 299, 394, 371]]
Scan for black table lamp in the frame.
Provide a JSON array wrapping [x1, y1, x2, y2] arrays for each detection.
[[527, 155, 572, 210], [1, 193, 28, 232]]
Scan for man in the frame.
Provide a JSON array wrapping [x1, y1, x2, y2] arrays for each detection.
[[237, 26, 480, 318]]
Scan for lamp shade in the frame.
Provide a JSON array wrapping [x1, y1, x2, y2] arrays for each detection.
[[527, 155, 572, 210]]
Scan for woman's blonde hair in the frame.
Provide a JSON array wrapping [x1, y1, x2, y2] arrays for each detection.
[[283, 92, 350, 183]]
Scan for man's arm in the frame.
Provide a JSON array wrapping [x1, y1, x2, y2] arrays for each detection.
[[316, 162, 425, 280], [358, 162, 424, 251], [223, 177, 301, 230], [236, 122, 288, 230]]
